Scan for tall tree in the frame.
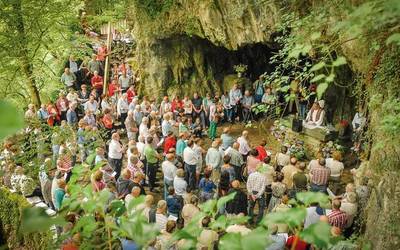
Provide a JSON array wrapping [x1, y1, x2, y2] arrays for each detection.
[[0, 0, 84, 107]]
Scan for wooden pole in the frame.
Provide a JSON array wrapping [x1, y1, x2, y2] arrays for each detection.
[[103, 22, 112, 95]]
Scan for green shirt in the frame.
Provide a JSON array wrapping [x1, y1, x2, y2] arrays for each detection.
[[144, 145, 158, 164]]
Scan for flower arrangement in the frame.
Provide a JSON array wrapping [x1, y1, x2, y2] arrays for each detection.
[[233, 64, 248, 76]]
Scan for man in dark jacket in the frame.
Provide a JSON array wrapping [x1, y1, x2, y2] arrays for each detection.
[[225, 180, 248, 215], [116, 169, 134, 198]]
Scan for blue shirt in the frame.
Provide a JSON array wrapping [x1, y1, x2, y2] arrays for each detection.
[[199, 178, 216, 193], [221, 133, 235, 150], [166, 195, 182, 215], [176, 139, 187, 157], [66, 109, 78, 125]]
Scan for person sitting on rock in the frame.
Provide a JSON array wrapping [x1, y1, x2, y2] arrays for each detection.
[[303, 100, 325, 129]]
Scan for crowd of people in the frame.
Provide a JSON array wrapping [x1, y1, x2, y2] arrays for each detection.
[[5, 41, 371, 249]]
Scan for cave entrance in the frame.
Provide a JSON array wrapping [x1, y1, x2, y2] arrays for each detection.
[[192, 36, 276, 81]]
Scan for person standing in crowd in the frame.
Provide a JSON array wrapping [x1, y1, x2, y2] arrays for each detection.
[[191, 92, 206, 129], [183, 140, 199, 190], [108, 133, 125, 180], [229, 83, 243, 121], [247, 165, 267, 224], [220, 127, 235, 151], [66, 103, 78, 126], [281, 157, 298, 191], [309, 158, 331, 193], [326, 151, 344, 195], [226, 180, 248, 215], [91, 71, 103, 97], [61, 68, 77, 89], [117, 93, 129, 127], [253, 76, 265, 103], [225, 142, 244, 181], [205, 140, 223, 183], [328, 199, 348, 231], [274, 146, 290, 172], [237, 130, 251, 161], [144, 137, 162, 192], [242, 90, 254, 124], [162, 153, 177, 199]]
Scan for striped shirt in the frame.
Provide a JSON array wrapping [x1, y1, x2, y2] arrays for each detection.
[[328, 209, 348, 230], [310, 165, 331, 185]]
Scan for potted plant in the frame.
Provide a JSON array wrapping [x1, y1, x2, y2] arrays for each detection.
[[233, 64, 248, 78]]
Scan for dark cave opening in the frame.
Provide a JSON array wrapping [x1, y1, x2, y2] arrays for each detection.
[[196, 36, 277, 82]]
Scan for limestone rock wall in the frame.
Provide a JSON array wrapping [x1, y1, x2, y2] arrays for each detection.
[[130, 0, 281, 98]]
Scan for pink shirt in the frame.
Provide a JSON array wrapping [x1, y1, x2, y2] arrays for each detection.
[[246, 156, 261, 175]]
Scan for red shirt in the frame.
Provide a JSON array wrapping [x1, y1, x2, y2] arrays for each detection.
[[102, 114, 113, 129], [108, 83, 119, 97], [255, 145, 268, 161], [127, 88, 136, 103], [91, 75, 103, 89], [171, 99, 183, 112], [286, 235, 308, 250], [163, 136, 177, 154], [97, 46, 107, 61]]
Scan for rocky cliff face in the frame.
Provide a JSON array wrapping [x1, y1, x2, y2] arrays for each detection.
[[130, 0, 281, 98]]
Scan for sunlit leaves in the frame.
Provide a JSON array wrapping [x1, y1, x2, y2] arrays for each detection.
[[199, 199, 217, 215], [296, 192, 330, 207], [317, 82, 329, 99], [20, 207, 66, 233], [0, 101, 24, 140], [219, 228, 269, 250], [311, 32, 321, 40], [217, 191, 236, 211], [310, 61, 326, 72], [263, 207, 307, 229], [332, 56, 347, 67], [386, 33, 400, 46], [300, 222, 332, 248], [311, 74, 326, 83]]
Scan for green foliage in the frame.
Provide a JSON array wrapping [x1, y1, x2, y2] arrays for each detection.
[[300, 222, 332, 249], [0, 101, 24, 140], [0, 188, 53, 249], [135, 0, 175, 19], [21, 207, 66, 233]]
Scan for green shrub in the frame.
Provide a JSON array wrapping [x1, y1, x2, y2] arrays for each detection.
[[0, 188, 53, 249]]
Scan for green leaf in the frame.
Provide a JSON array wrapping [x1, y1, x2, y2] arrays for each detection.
[[279, 85, 291, 92], [263, 207, 306, 228], [311, 74, 326, 83], [317, 82, 329, 99], [210, 215, 227, 230], [241, 228, 269, 250], [0, 101, 24, 140], [127, 195, 145, 211], [217, 192, 236, 211], [199, 199, 217, 214], [301, 44, 312, 55], [300, 222, 332, 248], [332, 56, 347, 67], [296, 192, 330, 206], [109, 199, 127, 217], [20, 207, 66, 233], [219, 233, 242, 250], [386, 33, 400, 46], [325, 74, 335, 82], [310, 32, 321, 40], [310, 61, 326, 72]]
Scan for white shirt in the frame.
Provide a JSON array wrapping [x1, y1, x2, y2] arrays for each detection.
[[237, 136, 251, 155], [84, 101, 98, 113], [304, 206, 321, 229], [139, 123, 149, 138], [117, 98, 129, 115], [162, 160, 177, 182], [108, 139, 123, 159], [183, 146, 198, 165], [326, 158, 344, 178], [137, 142, 145, 159], [174, 176, 187, 196], [156, 213, 168, 231]]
